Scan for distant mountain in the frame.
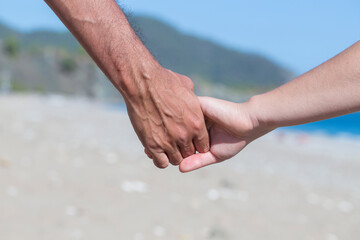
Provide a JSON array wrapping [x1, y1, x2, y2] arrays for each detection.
[[0, 22, 19, 39], [0, 15, 292, 90], [132, 16, 292, 88], [0, 22, 80, 50], [24, 30, 79, 50]]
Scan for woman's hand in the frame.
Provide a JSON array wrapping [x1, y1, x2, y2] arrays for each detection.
[[179, 97, 274, 173]]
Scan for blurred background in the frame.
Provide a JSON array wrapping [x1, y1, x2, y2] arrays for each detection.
[[0, 1, 359, 239]]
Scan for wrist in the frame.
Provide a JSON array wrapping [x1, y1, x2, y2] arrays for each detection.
[[112, 46, 162, 101], [246, 94, 278, 133]]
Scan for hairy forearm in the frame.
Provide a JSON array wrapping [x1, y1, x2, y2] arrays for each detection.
[[44, 0, 158, 99], [250, 41, 360, 129], [45, 0, 210, 168]]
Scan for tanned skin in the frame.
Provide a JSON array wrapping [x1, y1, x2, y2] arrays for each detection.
[[44, 0, 210, 169]]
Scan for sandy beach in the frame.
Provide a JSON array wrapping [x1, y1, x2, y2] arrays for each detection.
[[0, 94, 359, 240]]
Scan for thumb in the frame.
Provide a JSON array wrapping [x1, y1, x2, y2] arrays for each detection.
[[179, 151, 219, 173], [198, 96, 238, 129]]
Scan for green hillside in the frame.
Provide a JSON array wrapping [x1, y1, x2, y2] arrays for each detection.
[[0, 23, 18, 39], [133, 16, 291, 87], [0, 23, 80, 51], [0, 15, 292, 90]]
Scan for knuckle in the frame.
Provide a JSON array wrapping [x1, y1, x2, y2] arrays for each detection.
[[146, 137, 169, 151], [180, 75, 194, 90], [163, 142, 175, 153], [144, 137, 158, 149], [167, 148, 177, 155], [186, 80, 195, 91], [192, 119, 203, 132], [177, 131, 189, 144], [147, 142, 160, 151], [185, 143, 194, 151], [196, 132, 208, 143]]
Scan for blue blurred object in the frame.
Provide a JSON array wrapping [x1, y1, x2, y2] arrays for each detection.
[[283, 112, 360, 136]]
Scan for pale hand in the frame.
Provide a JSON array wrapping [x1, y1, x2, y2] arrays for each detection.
[[179, 97, 273, 172]]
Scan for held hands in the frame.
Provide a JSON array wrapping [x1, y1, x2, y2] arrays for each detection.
[[126, 63, 271, 172], [135, 42, 360, 171], [125, 65, 210, 169], [179, 97, 274, 172], [135, 87, 274, 171]]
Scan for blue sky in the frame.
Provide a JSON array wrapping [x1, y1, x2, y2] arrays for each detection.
[[0, 0, 359, 74]]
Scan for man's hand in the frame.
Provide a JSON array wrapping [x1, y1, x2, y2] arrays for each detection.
[[125, 65, 209, 168], [44, 0, 209, 169], [179, 97, 273, 172]]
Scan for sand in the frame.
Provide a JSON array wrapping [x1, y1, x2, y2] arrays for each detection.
[[0, 94, 359, 240]]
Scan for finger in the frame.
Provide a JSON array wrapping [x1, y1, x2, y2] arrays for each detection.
[[178, 142, 196, 158], [152, 152, 169, 169], [166, 149, 183, 166], [193, 125, 210, 153], [179, 151, 219, 173], [144, 149, 153, 159]]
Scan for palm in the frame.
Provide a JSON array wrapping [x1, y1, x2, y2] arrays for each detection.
[[208, 124, 247, 162]]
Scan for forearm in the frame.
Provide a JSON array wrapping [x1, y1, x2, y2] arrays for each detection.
[[46, 0, 210, 167], [250, 41, 360, 129], [44, 0, 158, 99]]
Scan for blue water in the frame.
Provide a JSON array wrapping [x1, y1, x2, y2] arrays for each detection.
[[283, 112, 360, 136]]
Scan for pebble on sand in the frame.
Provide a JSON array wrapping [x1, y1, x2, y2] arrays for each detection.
[[337, 201, 354, 213], [0, 158, 10, 168], [326, 233, 339, 240], [133, 232, 144, 240], [6, 186, 19, 197], [322, 198, 335, 210], [306, 193, 320, 205], [153, 226, 166, 237], [177, 234, 194, 240], [68, 229, 83, 240], [105, 152, 118, 164], [65, 205, 80, 217], [19, 157, 33, 168], [207, 189, 220, 201], [72, 158, 84, 168], [22, 129, 37, 141], [47, 170, 63, 187], [121, 180, 148, 193], [207, 188, 248, 201], [238, 191, 249, 202]]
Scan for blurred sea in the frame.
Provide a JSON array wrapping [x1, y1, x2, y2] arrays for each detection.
[[284, 112, 360, 136]]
